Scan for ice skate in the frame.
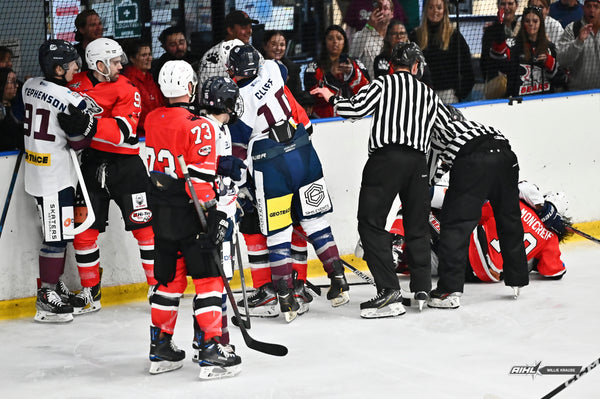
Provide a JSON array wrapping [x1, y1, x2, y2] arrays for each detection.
[[192, 329, 235, 363], [55, 280, 77, 305], [197, 338, 241, 380], [360, 288, 405, 319], [427, 289, 461, 309], [34, 288, 74, 323], [327, 260, 350, 307], [293, 279, 313, 315], [277, 280, 299, 323], [149, 326, 185, 374], [237, 283, 279, 318], [72, 283, 101, 315], [512, 286, 521, 299], [400, 290, 429, 311]]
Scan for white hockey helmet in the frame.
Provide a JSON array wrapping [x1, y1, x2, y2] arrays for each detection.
[[85, 38, 127, 76], [220, 39, 244, 64], [158, 60, 198, 99], [544, 191, 569, 216]]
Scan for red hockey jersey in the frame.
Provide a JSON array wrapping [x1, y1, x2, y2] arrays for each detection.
[[68, 72, 141, 155]]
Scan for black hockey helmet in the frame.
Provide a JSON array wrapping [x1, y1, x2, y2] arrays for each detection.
[[445, 104, 466, 122], [227, 44, 260, 79], [39, 39, 81, 78], [390, 42, 425, 79], [200, 76, 243, 120]]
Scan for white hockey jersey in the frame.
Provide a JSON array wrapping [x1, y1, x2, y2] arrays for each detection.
[[22, 77, 85, 197]]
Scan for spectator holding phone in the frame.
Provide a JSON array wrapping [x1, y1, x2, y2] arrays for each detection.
[[304, 25, 370, 118]]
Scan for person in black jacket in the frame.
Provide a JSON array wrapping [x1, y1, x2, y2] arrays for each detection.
[[0, 67, 24, 151], [409, 0, 474, 103]]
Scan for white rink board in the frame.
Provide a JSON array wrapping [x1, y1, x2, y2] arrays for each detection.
[[0, 91, 599, 300]]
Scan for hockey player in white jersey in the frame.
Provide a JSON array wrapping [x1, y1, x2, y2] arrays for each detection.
[[22, 39, 94, 322], [227, 44, 349, 322]]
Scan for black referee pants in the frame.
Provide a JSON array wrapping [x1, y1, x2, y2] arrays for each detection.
[[358, 145, 432, 293], [436, 138, 529, 293]]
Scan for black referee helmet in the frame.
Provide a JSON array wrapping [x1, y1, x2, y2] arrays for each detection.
[[391, 42, 425, 79]]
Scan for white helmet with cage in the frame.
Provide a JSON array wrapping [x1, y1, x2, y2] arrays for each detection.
[[158, 60, 198, 99], [85, 38, 127, 78]]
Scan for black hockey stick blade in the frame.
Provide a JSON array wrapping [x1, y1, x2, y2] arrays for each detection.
[[566, 226, 600, 245], [540, 356, 600, 399], [305, 279, 321, 296], [231, 315, 251, 329]]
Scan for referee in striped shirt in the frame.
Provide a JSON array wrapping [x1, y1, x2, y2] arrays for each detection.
[[312, 42, 454, 318], [426, 106, 529, 309]]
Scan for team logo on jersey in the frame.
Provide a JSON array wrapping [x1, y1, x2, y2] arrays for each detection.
[[131, 192, 148, 210], [198, 145, 212, 156], [81, 94, 103, 115], [130, 209, 152, 224], [299, 178, 332, 217]]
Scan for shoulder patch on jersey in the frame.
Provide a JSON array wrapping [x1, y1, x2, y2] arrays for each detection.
[[198, 145, 212, 156], [82, 95, 103, 115]]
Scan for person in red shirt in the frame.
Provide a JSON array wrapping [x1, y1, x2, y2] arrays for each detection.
[[57, 38, 157, 314], [122, 39, 165, 136]]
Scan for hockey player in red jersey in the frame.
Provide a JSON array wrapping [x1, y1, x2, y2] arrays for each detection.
[[144, 61, 241, 379], [57, 38, 157, 314], [23, 39, 91, 323], [385, 179, 569, 287]]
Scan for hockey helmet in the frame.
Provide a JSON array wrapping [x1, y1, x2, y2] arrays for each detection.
[[227, 44, 260, 79], [38, 39, 81, 78], [158, 60, 198, 100], [544, 192, 569, 217], [199, 76, 243, 119], [85, 38, 127, 76], [391, 42, 426, 80], [220, 39, 244, 65], [445, 104, 466, 122]]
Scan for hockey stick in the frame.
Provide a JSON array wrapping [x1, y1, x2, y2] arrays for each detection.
[[540, 356, 600, 399], [69, 149, 95, 235], [291, 228, 376, 286], [566, 226, 600, 245], [0, 151, 23, 239], [177, 155, 287, 357], [233, 226, 251, 329]]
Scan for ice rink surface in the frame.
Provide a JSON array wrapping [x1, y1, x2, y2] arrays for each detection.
[[2, 241, 599, 399]]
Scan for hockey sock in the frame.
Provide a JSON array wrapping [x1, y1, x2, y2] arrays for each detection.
[[150, 258, 187, 334], [303, 224, 340, 276], [292, 226, 308, 282], [243, 233, 271, 288], [267, 227, 294, 288], [132, 226, 157, 286], [193, 277, 224, 342], [73, 228, 101, 287], [39, 242, 67, 286]]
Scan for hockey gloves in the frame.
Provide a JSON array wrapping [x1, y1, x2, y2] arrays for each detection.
[[217, 155, 246, 181], [197, 206, 230, 249], [536, 201, 566, 237], [58, 104, 97, 139]]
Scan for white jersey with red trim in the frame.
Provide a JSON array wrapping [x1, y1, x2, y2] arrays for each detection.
[[22, 77, 86, 197]]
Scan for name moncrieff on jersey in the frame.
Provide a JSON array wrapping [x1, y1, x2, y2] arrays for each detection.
[[521, 208, 552, 240]]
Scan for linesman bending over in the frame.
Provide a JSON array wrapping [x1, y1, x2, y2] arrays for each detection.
[[311, 43, 455, 318]]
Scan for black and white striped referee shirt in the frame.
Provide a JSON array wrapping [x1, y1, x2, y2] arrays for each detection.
[[332, 71, 453, 155]]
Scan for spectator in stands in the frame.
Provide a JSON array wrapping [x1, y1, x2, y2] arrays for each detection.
[[151, 26, 199, 82], [557, 0, 600, 91], [197, 10, 260, 87], [261, 30, 303, 100], [529, 0, 565, 43], [0, 46, 25, 120], [409, 0, 474, 103], [0, 68, 24, 151], [349, 0, 394, 79], [304, 24, 370, 118], [122, 39, 164, 137], [481, 0, 521, 99], [491, 5, 567, 96], [74, 9, 104, 71], [343, 0, 408, 38], [0, 47, 14, 69], [550, 0, 584, 28]]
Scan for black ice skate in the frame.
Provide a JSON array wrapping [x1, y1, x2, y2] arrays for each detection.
[[293, 278, 313, 315], [34, 288, 74, 323], [237, 282, 279, 318], [149, 326, 185, 374], [71, 282, 101, 315], [191, 327, 235, 363], [427, 289, 461, 309], [277, 279, 299, 323], [327, 260, 350, 307], [360, 288, 405, 319], [197, 338, 241, 380], [55, 280, 77, 305]]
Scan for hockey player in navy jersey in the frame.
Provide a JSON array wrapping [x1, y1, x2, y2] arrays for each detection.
[[22, 39, 91, 322], [227, 44, 349, 322]]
